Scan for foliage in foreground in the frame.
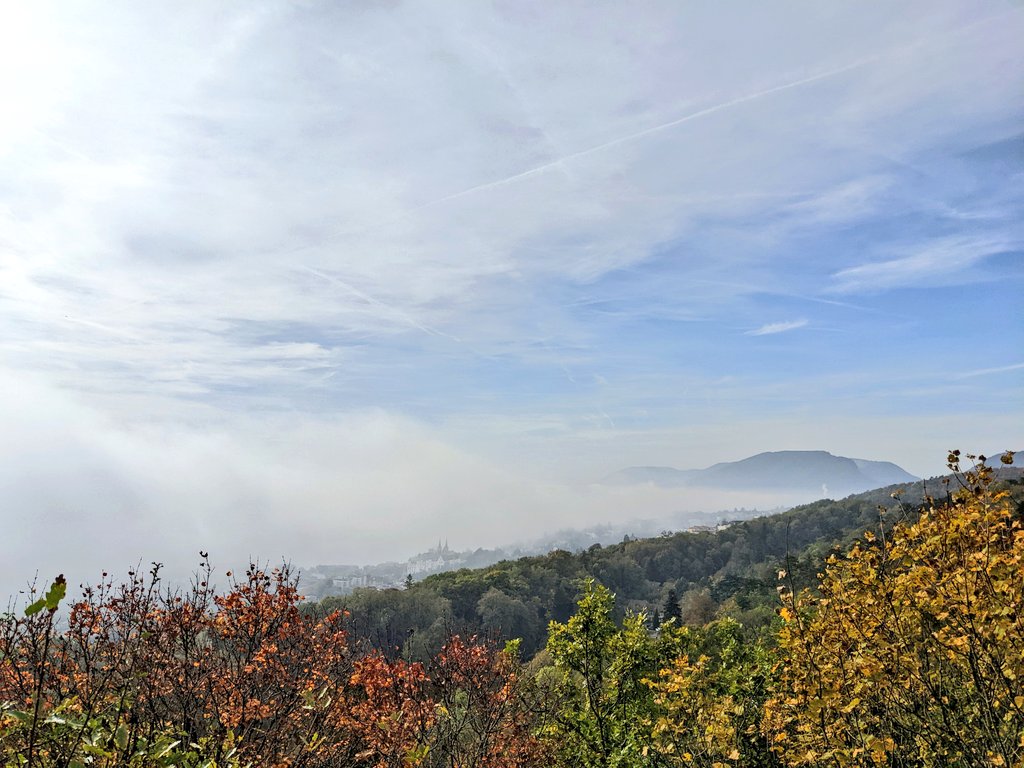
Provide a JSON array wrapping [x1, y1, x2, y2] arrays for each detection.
[[0, 560, 544, 767], [767, 451, 1024, 767], [2, 451, 1021, 767], [543, 581, 776, 768]]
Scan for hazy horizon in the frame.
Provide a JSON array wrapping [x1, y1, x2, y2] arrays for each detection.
[[1, 1, 1022, 597]]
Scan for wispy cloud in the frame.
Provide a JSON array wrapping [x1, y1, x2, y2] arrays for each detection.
[[745, 319, 809, 336], [830, 235, 1017, 293], [0, 1, 1021, 591], [416, 56, 877, 212], [955, 362, 1024, 379]]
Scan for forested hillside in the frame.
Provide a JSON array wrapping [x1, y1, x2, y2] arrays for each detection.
[[321, 462, 1024, 659]]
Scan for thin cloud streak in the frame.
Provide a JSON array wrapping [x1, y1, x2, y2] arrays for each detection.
[[955, 363, 1024, 379], [417, 57, 876, 211], [264, 60, 878, 249], [830, 236, 1019, 293], [745, 320, 809, 336], [370, 5, 1017, 220], [297, 266, 463, 342]]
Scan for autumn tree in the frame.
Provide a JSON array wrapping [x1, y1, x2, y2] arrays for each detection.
[[766, 451, 1024, 767], [647, 618, 778, 768], [423, 635, 548, 767], [1, 560, 361, 766], [0, 559, 551, 768]]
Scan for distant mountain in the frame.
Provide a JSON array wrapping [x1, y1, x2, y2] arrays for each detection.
[[607, 450, 918, 498]]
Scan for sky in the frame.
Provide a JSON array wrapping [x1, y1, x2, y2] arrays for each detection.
[[1, 1, 1022, 595]]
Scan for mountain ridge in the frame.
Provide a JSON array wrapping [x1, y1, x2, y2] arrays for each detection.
[[606, 449, 918, 498]]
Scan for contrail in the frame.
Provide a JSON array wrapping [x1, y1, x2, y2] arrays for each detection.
[[297, 265, 462, 342], [61, 314, 143, 340], [420, 7, 1020, 211], [281, 56, 876, 253], [421, 57, 874, 209], [955, 362, 1024, 379], [281, 6, 1018, 251]]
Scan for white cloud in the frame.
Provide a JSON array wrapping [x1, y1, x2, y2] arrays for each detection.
[[782, 176, 893, 227], [830, 235, 1017, 293], [746, 319, 809, 336], [955, 362, 1024, 379], [0, 1, 1021, 592], [2, 1, 1018, 393]]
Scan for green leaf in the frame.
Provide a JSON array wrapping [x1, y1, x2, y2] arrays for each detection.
[[44, 575, 67, 611], [153, 738, 181, 758], [114, 722, 129, 750], [25, 575, 66, 616]]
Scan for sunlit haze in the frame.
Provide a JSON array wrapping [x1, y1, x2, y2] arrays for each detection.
[[1, 1, 1021, 595]]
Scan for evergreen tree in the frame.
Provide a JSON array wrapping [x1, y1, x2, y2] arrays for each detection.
[[662, 588, 681, 623]]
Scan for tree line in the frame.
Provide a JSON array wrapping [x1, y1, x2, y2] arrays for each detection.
[[325, 465, 1008, 660]]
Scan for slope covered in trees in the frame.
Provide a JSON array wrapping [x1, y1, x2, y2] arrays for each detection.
[[326, 462, 1023, 659]]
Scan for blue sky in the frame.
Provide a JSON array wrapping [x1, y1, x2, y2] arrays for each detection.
[[0, 1, 1021, 590]]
